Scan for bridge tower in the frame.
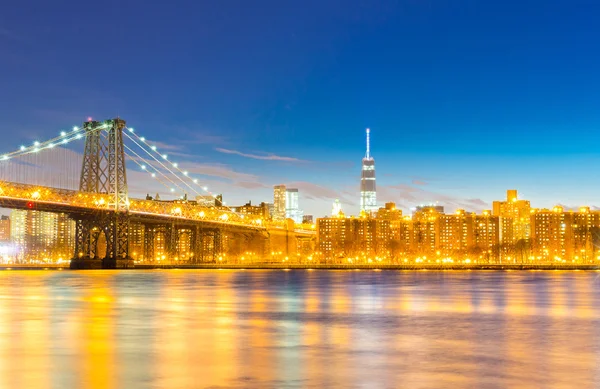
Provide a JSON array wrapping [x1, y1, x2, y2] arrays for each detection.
[[71, 118, 132, 269]]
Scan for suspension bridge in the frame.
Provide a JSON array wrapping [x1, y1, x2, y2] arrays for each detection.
[[0, 118, 315, 268]]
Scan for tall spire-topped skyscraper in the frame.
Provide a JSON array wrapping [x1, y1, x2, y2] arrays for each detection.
[[360, 128, 377, 213]]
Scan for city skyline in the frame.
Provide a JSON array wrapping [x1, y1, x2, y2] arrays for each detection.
[[2, 1, 600, 216]]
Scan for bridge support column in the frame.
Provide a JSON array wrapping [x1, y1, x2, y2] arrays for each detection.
[[190, 226, 201, 264], [101, 212, 133, 269], [213, 230, 222, 261], [71, 212, 133, 269], [164, 223, 178, 262], [73, 219, 92, 260]]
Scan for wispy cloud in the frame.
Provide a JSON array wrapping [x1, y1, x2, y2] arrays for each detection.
[[167, 125, 229, 146], [287, 181, 348, 201], [215, 147, 306, 162], [145, 140, 185, 152], [379, 183, 490, 213]]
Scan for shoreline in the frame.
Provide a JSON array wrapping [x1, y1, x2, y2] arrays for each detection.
[[0, 263, 598, 271]]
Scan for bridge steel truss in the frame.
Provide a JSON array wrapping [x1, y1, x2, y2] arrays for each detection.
[[72, 118, 131, 268]]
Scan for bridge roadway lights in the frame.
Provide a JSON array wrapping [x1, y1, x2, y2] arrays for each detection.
[[70, 257, 134, 269]]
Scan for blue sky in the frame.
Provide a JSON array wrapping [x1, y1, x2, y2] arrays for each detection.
[[2, 0, 600, 217]]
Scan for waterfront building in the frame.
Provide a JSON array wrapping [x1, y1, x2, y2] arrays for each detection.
[[493, 190, 531, 244], [529, 206, 600, 262], [437, 210, 469, 255], [10, 210, 75, 261], [317, 216, 390, 260], [469, 210, 500, 259], [412, 206, 442, 255], [317, 217, 350, 259]]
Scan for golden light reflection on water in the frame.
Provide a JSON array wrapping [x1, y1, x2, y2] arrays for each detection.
[[0, 270, 598, 388]]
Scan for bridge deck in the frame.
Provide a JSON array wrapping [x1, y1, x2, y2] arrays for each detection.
[[0, 181, 315, 235]]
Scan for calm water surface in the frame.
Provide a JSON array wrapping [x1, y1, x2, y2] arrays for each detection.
[[0, 270, 599, 388]]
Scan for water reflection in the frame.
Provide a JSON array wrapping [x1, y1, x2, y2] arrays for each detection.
[[0, 270, 598, 388]]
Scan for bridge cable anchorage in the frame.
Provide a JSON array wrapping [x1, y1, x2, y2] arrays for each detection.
[[123, 133, 201, 197], [122, 144, 189, 194], [122, 127, 244, 216]]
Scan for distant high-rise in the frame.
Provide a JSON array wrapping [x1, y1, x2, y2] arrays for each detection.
[[360, 128, 377, 213], [285, 188, 304, 224], [273, 185, 287, 220], [332, 199, 344, 217]]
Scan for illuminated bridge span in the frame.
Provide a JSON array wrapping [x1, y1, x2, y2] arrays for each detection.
[[0, 118, 314, 268]]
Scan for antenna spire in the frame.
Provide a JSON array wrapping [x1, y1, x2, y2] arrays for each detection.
[[365, 128, 371, 159]]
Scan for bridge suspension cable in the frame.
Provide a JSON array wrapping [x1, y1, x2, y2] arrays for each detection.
[[0, 120, 258, 217], [123, 132, 202, 197], [122, 127, 221, 198], [122, 143, 189, 195], [0, 126, 90, 160], [0, 125, 95, 190], [122, 126, 245, 214]]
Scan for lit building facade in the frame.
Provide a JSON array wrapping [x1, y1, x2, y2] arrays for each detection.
[[317, 205, 503, 262], [128, 223, 145, 260], [469, 211, 500, 258], [0, 216, 10, 242], [493, 190, 531, 243], [360, 128, 377, 214], [412, 206, 442, 255], [529, 206, 600, 262], [437, 211, 469, 255], [232, 201, 270, 219], [317, 216, 390, 260], [10, 210, 75, 261], [273, 185, 286, 220], [285, 188, 303, 224]]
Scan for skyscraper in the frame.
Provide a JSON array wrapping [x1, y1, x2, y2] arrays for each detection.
[[360, 128, 377, 213], [285, 188, 304, 224], [273, 185, 287, 220]]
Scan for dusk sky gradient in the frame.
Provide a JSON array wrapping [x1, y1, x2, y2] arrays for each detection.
[[2, 1, 600, 216]]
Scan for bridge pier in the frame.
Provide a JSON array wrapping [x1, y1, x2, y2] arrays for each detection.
[[71, 211, 133, 269], [70, 257, 134, 269]]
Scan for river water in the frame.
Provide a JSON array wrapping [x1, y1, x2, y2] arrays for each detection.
[[0, 270, 598, 388]]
